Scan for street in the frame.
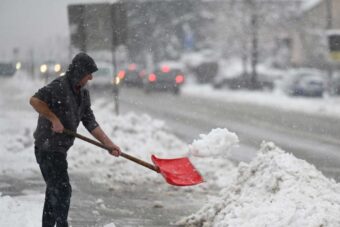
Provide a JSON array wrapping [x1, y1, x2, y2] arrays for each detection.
[[113, 87, 340, 181]]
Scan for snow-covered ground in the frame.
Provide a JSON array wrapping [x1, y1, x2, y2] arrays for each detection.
[[177, 142, 340, 227], [0, 71, 340, 226], [183, 84, 340, 120]]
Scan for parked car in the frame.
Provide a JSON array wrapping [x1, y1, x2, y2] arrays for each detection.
[[282, 69, 326, 97], [212, 60, 284, 91], [144, 61, 185, 94], [213, 72, 276, 90], [117, 63, 145, 87], [90, 62, 115, 89], [0, 62, 16, 76], [182, 50, 218, 84]]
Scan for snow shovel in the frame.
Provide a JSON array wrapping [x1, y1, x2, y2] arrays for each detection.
[[63, 129, 203, 186]]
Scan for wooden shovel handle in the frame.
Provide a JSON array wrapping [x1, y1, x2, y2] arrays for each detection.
[[63, 129, 159, 173]]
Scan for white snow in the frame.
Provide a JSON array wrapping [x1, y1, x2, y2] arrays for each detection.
[[177, 142, 340, 227], [183, 84, 340, 119], [0, 193, 43, 227], [189, 128, 239, 157], [0, 71, 340, 226]]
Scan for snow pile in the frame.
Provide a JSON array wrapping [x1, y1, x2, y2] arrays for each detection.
[[189, 128, 238, 189], [177, 142, 340, 227], [189, 128, 239, 157], [0, 128, 36, 176], [0, 193, 43, 227], [68, 98, 189, 187], [68, 101, 238, 190], [0, 73, 41, 176]]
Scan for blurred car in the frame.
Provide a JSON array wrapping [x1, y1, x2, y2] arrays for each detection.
[[282, 69, 326, 97], [193, 60, 218, 84], [212, 60, 284, 90], [90, 62, 115, 89], [117, 63, 145, 87], [0, 62, 16, 76], [40, 61, 63, 83], [181, 49, 219, 84], [144, 61, 185, 94], [213, 72, 276, 91]]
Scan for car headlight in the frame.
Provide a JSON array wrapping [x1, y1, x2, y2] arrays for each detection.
[[40, 64, 47, 73], [16, 62, 21, 70], [54, 64, 61, 73], [114, 77, 121, 85]]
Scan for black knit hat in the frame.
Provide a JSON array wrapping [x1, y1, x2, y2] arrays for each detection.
[[71, 52, 98, 75]]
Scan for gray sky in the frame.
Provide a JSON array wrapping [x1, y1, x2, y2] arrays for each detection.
[[0, 0, 109, 61]]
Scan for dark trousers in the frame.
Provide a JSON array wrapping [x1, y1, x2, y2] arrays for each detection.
[[35, 147, 72, 227]]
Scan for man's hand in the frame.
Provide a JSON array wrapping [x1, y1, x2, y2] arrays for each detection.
[[107, 143, 121, 157], [51, 118, 64, 133], [91, 126, 121, 157], [30, 97, 63, 133]]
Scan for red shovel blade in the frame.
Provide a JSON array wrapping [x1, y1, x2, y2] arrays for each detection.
[[151, 155, 203, 186]]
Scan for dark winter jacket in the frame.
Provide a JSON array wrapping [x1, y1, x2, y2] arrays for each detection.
[[33, 53, 99, 154]]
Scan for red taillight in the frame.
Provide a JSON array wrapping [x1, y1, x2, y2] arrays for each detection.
[[148, 73, 157, 82], [128, 63, 137, 71], [176, 75, 184, 84], [117, 70, 126, 79], [161, 65, 170, 73]]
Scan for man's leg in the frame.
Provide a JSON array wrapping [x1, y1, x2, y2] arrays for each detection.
[[36, 148, 56, 227], [36, 149, 72, 227], [42, 186, 56, 227]]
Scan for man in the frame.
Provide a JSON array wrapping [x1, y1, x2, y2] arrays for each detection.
[[30, 52, 121, 227]]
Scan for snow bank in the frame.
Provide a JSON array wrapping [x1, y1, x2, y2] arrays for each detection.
[[0, 129, 36, 176], [189, 128, 239, 157], [188, 128, 238, 189], [0, 72, 42, 176], [177, 142, 340, 227], [68, 98, 190, 187], [69, 100, 238, 190], [183, 84, 340, 119]]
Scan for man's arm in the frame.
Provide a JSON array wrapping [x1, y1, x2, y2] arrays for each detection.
[[29, 96, 64, 133], [91, 126, 121, 157]]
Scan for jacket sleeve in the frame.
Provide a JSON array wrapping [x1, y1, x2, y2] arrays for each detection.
[[81, 90, 99, 132], [32, 80, 59, 106]]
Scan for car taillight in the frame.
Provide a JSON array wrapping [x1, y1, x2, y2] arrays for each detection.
[[149, 73, 157, 82], [175, 75, 184, 84], [117, 70, 126, 79], [161, 65, 170, 73]]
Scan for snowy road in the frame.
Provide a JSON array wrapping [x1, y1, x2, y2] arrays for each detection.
[[111, 87, 340, 181], [0, 173, 204, 227]]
